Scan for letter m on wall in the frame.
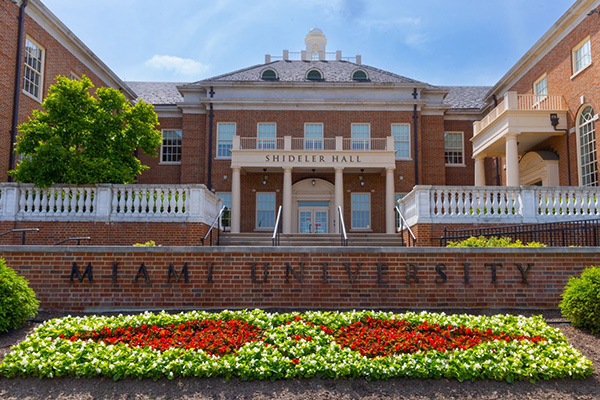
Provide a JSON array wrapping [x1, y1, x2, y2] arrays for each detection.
[[167, 263, 189, 283], [70, 262, 93, 283]]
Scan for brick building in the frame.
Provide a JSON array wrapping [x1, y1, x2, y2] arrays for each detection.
[[2, 0, 600, 237]]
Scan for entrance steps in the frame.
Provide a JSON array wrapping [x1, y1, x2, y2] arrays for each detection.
[[218, 232, 407, 247]]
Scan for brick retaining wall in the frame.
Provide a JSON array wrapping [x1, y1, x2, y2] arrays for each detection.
[[1, 246, 598, 311]]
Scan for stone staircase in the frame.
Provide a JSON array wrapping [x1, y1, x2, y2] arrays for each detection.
[[217, 232, 407, 247]]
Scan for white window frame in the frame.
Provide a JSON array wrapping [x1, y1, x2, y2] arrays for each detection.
[[160, 129, 182, 164], [216, 192, 232, 230], [444, 131, 465, 166], [23, 37, 45, 102], [576, 105, 598, 187], [304, 123, 324, 150], [257, 123, 277, 150], [351, 123, 370, 150], [533, 73, 548, 105], [351, 192, 371, 230], [572, 36, 592, 78], [391, 123, 411, 160], [256, 192, 276, 230], [216, 122, 236, 159]]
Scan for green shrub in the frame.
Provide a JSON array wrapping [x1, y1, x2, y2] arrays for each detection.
[[0, 258, 39, 333], [133, 240, 160, 247], [560, 266, 600, 333], [446, 236, 546, 247]]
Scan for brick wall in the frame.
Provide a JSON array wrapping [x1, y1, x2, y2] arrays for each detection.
[[1, 247, 596, 311], [0, 221, 210, 246], [444, 119, 475, 186], [137, 117, 182, 184]]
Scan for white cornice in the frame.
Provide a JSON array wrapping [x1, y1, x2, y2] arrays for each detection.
[[153, 105, 182, 118], [486, 0, 600, 102], [185, 81, 430, 90], [25, 0, 136, 99]]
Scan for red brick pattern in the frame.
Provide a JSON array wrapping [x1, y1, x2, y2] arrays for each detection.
[[1, 248, 596, 311]]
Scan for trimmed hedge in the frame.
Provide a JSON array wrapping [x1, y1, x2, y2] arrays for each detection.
[[0, 258, 39, 333], [447, 236, 546, 248], [560, 266, 600, 333]]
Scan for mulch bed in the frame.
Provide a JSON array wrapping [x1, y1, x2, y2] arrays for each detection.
[[0, 309, 599, 400]]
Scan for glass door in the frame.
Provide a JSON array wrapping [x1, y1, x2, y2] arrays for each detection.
[[298, 206, 328, 233]]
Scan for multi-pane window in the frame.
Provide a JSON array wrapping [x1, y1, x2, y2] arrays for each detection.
[[533, 75, 547, 103], [392, 124, 410, 159], [394, 193, 406, 229], [217, 123, 235, 158], [23, 38, 44, 100], [217, 192, 232, 228], [444, 132, 464, 165], [573, 38, 592, 75], [256, 193, 276, 228], [257, 123, 276, 149], [351, 124, 370, 150], [161, 130, 182, 163], [304, 123, 323, 150], [578, 106, 597, 186], [351, 193, 370, 229]]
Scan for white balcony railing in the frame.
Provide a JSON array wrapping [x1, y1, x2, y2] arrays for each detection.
[[399, 185, 600, 226], [235, 136, 394, 151], [0, 183, 221, 223], [474, 92, 567, 136]]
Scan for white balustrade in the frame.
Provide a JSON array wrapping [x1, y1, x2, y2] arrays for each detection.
[[398, 186, 600, 226], [0, 183, 221, 225]]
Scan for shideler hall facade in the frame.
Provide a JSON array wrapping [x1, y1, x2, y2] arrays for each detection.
[[3, 0, 600, 236]]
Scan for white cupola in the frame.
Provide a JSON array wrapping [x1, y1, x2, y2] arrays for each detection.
[[304, 28, 327, 60]]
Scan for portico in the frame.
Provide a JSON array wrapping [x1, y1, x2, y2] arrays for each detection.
[[229, 135, 397, 234]]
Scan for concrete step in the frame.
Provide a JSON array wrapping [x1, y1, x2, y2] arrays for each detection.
[[218, 232, 406, 247]]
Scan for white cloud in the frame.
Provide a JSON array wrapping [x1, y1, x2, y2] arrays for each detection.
[[145, 55, 209, 77]]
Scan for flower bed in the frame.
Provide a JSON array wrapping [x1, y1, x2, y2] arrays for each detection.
[[0, 310, 593, 382]]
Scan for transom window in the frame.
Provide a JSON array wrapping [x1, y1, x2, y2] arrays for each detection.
[[217, 192, 232, 228], [578, 106, 597, 186], [352, 70, 368, 81], [217, 123, 236, 158], [257, 123, 276, 149], [573, 38, 592, 75], [256, 193, 276, 229], [444, 132, 464, 165], [307, 69, 323, 80], [351, 193, 370, 229], [160, 129, 182, 164], [392, 124, 410, 159], [23, 38, 44, 101], [261, 69, 277, 80], [304, 123, 323, 150], [351, 124, 370, 150]]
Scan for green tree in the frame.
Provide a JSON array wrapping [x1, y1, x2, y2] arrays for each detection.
[[11, 76, 161, 186]]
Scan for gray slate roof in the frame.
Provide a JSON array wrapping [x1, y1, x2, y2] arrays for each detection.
[[442, 86, 491, 110], [126, 81, 184, 105], [191, 60, 425, 84]]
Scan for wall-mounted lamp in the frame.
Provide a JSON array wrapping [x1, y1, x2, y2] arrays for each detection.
[[359, 169, 365, 186], [311, 169, 316, 186], [262, 168, 268, 185], [550, 113, 559, 128]]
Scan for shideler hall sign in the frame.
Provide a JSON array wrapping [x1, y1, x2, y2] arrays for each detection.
[[231, 150, 396, 168]]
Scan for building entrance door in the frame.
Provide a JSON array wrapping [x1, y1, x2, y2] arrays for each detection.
[[298, 201, 329, 233]]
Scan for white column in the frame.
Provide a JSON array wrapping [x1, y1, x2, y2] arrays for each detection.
[[505, 133, 520, 186], [334, 168, 344, 229], [474, 156, 486, 186], [385, 167, 396, 234], [282, 167, 292, 234], [231, 167, 241, 233]]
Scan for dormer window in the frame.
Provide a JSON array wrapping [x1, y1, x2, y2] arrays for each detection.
[[306, 69, 323, 81], [261, 69, 277, 80], [352, 70, 368, 81]]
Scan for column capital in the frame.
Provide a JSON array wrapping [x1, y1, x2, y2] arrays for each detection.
[[474, 154, 487, 160], [283, 167, 293, 173], [231, 166, 241, 172], [334, 167, 344, 173], [385, 166, 396, 173], [505, 132, 519, 140]]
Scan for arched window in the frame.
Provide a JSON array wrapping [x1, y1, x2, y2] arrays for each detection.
[[578, 105, 598, 186], [261, 69, 277, 80], [306, 69, 323, 81], [312, 52, 319, 61], [352, 70, 368, 81]]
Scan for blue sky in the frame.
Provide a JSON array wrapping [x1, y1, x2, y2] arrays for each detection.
[[42, 0, 576, 86]]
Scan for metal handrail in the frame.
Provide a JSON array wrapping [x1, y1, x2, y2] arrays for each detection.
[[272, 205, 283, 246], [395, 206, 417, 246], [338, 206, 348, 246], [201, 206, 228, 246], [0, 228, 39, 245], [53, 237, 91, 246]]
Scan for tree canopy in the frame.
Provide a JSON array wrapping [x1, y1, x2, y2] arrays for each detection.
[[11, 76, 161, 186]]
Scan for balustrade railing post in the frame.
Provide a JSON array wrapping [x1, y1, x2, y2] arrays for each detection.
[[1, 183, 20, 220], [520, 187, 537, 223], [95, 184, 112, 220]]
